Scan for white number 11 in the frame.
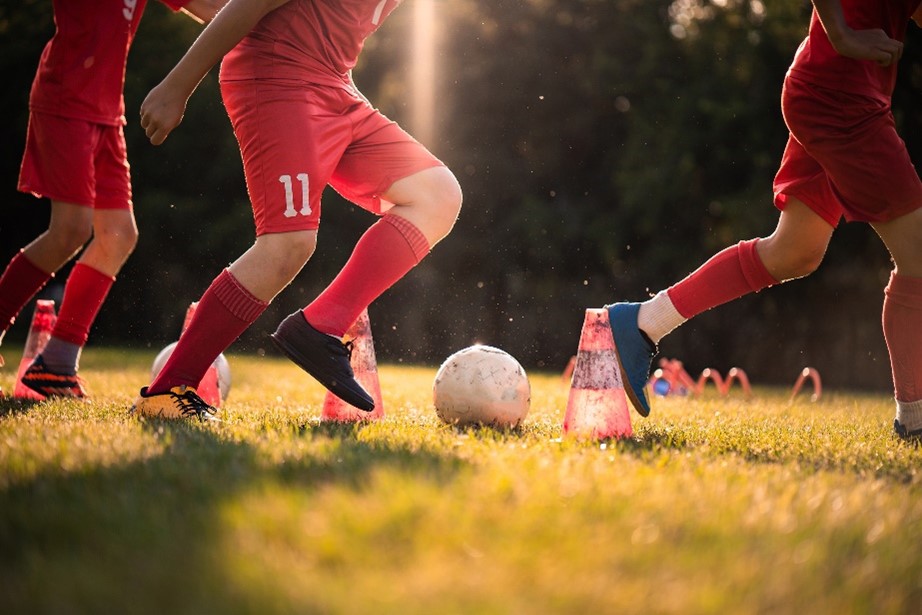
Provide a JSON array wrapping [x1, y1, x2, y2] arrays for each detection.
[[279, 173, 311, 218]]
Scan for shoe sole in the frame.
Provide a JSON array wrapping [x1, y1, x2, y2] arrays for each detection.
[[270, 325, 375, 412], [608, 304, 651, 418], [610, 339, 650, 418]]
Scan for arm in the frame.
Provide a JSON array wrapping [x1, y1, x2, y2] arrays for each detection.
[[913, 4, 922, 28], [140, 0, 289, 145], [180, 0, 229, 24], [811, 0, 903, 66]]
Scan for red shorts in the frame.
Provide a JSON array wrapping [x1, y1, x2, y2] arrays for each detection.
[[773, 77, 921, 227], [220, 80, 444, 235], [18, 112, 132, 210]]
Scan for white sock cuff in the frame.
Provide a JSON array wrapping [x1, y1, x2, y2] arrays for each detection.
[[896, 398, 922, 431], [637, 291, 687, 345]]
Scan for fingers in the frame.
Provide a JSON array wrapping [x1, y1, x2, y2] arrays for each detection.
[[873, 33, 903, 66], [139, 103, 177, 146]]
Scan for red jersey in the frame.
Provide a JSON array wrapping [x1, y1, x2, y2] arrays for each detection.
[[220, 0, 403, 87], [788, 0, 921, 102], [29, 0, 189, 126]]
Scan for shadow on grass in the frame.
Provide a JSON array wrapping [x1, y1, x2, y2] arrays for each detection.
[[0, 395, 41, 417], [0, 417, 465, 613]]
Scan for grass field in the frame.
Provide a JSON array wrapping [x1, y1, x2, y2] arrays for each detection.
[[2, 347, 921, 614]]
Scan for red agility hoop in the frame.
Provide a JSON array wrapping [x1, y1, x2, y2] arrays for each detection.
[[724, 367, 752, 398], [695, 368, 725, 396], [790, 367, 822, 402]]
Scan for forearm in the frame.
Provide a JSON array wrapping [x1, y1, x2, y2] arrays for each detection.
[[181, 0, 229, 23], [811, 0, 849, 46], [164, 0, 287, 98]]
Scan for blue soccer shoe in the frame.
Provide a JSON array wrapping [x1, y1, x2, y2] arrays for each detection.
[[607, 302, 657, 417]]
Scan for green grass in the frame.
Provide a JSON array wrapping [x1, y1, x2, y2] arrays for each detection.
[[2, 348, 921, 614]]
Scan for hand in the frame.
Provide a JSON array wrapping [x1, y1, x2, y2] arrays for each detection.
[[139, 79, 189, 146], [830, 27, 904, 67]]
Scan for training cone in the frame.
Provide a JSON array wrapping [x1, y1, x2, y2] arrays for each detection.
[[14, 299, 57, 400], [322, 309, 384, 422], [562, 308, 633, 440]]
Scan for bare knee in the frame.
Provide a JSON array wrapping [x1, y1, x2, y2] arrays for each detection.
[[757, 235, 826, 281], [79, 215, 139, 274], [387, 167, 462, 245], [427, 171, 463, 241], [94, 219, 139, 261], [47, 220, 94, 256], [257, 231, 316, 285]]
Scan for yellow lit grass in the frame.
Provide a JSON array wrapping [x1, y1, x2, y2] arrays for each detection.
[[1, 348, 921, 614]]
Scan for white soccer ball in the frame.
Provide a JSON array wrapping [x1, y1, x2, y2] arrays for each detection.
[[151, 341, 232, 400], [433, 345, 530, 428]]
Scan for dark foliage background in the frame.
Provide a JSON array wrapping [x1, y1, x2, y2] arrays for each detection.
[[1, 0, 919, 390]]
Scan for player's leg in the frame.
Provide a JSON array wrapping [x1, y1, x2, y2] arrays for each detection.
[[134, 82, 336, 418], [301, 165, 461, 337], [22, 122, 141, 398], [302, 105, 462, 340], [142, 230, 311, 396], [0, 201, 93, 351], [23, 207, 138, 398], [608, 199, 833, 416], [872, 208, 922, 439], [4, 112, 101, 354]]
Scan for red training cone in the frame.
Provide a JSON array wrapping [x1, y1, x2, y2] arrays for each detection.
[[321, 309, 384, 422], [14, 299, 57, 400], [562, 308, 633, 440]]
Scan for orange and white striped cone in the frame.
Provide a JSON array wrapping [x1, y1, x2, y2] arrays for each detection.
[[14, 299, 57, 400], [562, 308, 633, 440], [321, 309, 384, 422]]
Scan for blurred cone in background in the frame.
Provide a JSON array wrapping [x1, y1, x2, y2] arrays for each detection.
[[150, 302, 229, 407], [563, 308, 633, 440], [322, 309, 383, 422], [14, 300, 57, 400]]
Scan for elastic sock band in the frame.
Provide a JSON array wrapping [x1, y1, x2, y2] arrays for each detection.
[[738, 238, 778, 291], [212, 269, 268, 322], [382, 214, 430, 262]]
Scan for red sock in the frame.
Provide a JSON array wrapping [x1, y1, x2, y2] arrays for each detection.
[[667, 239, 778, 319], [303, 214, 430, 336], [0, 251, 53, 333], [883, 272, 922, 402], [51, 263, 115, 345], [149, 269, 267, 393]]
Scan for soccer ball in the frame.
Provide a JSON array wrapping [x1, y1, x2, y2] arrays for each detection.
[[433, 345, 530, 428], [151, 342, 232, 401]]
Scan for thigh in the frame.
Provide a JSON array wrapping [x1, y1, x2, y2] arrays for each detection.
[[222, 81, 350, 234], [330, 102, 444, 214]]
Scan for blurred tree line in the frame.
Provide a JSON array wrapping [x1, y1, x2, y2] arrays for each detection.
[[1, 0, 919, 390]]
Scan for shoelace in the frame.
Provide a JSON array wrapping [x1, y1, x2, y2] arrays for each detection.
[[172, 389, 217, 420], [342, 340, 355, 360]]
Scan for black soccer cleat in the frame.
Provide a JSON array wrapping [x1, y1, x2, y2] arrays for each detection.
[[894, 419, 922, 442], [270, 311, 375, 411]]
